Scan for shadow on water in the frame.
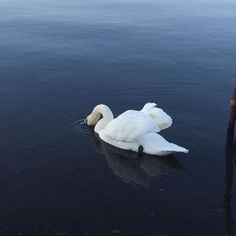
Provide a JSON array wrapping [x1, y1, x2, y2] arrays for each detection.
[[224, 84, 236, 236], [87, 126, 184, 187]]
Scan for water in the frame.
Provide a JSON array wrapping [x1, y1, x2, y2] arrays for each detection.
[[0, 0, 236, 235]]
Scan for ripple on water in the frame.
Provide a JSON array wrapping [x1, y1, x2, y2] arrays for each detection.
[[72, 118, 89, 136]]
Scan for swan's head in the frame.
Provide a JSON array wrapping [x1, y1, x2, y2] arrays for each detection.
[[86, 104, 114, 128], [86, 112, 101, 126]]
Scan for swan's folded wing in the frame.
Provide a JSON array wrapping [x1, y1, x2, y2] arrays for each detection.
[[99, 110, 160, 142]]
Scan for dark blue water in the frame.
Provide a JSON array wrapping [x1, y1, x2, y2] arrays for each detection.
[[0, 0, 236, 235]]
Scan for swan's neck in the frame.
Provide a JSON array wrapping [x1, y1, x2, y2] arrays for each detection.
[[88, 104, 114, 133]]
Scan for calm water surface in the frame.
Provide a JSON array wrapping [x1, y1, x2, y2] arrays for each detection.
[[0, 0, 236, 235]]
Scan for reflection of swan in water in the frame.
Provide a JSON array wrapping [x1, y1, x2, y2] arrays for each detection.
[[88, 127, 183, 187]]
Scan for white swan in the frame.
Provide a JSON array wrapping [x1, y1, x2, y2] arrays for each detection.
[[86, 103, 188, 156]]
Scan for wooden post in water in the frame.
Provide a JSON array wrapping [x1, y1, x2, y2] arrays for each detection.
[[226, 84, 236, 147], [224, 83, 236, 235], [227, 84, 236, 131]]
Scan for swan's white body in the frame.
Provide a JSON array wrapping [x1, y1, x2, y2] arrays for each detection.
[[86, 103, 188, 156]]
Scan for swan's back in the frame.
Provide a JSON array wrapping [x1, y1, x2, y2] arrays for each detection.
[[99, 110, 159, 142]]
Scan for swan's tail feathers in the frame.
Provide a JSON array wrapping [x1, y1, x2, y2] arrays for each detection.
[[141, 102, 172, 131], [167, 143, 189, 153], [138, 133, 189, 156]]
